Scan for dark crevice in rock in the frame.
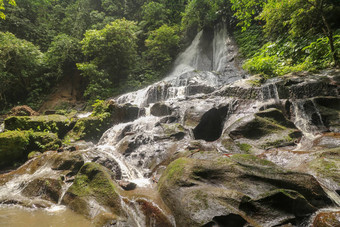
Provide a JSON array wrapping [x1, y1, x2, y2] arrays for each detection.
[[193, 105, 229, 142], [202, 214, 248, 227]]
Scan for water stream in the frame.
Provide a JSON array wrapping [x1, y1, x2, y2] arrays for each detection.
[[0, 21, 339, 226]]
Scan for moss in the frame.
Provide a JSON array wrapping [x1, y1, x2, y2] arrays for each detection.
[[27, 131, 62, 151], [0, 130, 61, 169], [255, 108, 296, 128], [158, 158, 190, 189], [67, 114, 112, 142], [230, 154, 276, 167], [162, 123, 185, 135], [309, 150, 340, 185], [27, 151, 42, 160], [193, 190, 209, 209], [4, 115, 75, 138], [63, 162, 122, 217], [236, 143, 252, 152], [0, 130, 30, 168]]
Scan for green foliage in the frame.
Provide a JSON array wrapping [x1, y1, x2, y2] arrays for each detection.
[[0, 0, 16, 19], [230, 0, 265, 31], [145, 24, 180, 72], [44, 34, 82, 81], [0, 32, 45, 110], [302, 34, 340, 68], [91, 100, 110, 116], [181, 0, 228, 32], [78, 19, 138, 100], [141, 1, 170, 31], [242, 33, 340, 76], [234, 25, 265, 58]]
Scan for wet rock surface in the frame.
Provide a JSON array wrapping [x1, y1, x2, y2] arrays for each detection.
[[0, 24, 339, 227], [158, 152, 332, 227]]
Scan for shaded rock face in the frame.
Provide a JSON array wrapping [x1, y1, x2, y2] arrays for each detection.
[[22, 178, 62, 203], [150, 103, 173, 117], [225, 108, 302, 150], [158, 153, 332, 227], [193, 105, 229, 141]]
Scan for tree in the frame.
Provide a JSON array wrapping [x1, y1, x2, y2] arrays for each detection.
[[145, 24, 180, 72], [259, 0, 338, 65], [141, 1, 170, 31], [78, 19, 137, 100], [0, 0, 15, 19], [181, 0, 229, 33], [0, 32, 44, 108], [44, 34, 83, 81], [230, 0, 265, 31]]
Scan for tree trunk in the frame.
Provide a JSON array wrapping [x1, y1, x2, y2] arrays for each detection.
[[320, 7, 338, 66]]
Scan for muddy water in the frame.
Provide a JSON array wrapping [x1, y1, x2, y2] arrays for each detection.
[[0, 205, 92, 227]]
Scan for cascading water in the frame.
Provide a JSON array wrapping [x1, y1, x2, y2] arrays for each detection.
[[117, 22, 242, 108], [1, 20, 339, 227]]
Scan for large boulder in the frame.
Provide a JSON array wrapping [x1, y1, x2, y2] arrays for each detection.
[[225, 108, 302, 150], [308, 148, 340, 187], [0, 131, 61, 169], [21, 178, 63, 203], [62, 162, 123, 220], [0, 131, 29, 169], [67, 102, 141, 142], [4, 115, 75, 138], [67, 115, 113, 142], [158, 152, 332, 227], [150, 103, 173, 117]]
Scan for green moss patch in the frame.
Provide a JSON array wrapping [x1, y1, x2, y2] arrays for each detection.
[[62, 162, 122, 217], [66, 115, 112, 142], [4, 115, 75, 138], [0, 130, 61, 169]]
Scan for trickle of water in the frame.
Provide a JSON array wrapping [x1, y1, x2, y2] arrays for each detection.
[[120, 198, 146, 227], [292, 100, 326, 137], [0, 123, 4, 133], [261, 84, 279, 101]]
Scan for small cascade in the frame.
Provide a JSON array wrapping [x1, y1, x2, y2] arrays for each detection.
[[261, 83, 280, 101], [0, 161, 56, 204], [120, 198, 147, 227], [0, 122, 4, 133], [57, 182, 73, 205], [292, 99, 326, 137]]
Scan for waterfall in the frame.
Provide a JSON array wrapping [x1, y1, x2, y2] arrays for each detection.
[[117, 23, 241, 108]]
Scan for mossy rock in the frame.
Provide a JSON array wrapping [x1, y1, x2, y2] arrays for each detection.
[[150, 103, 172, 117], [4, 115, 75, 138], [308, 148, 340, 186], [62, 162, 123, 219], [313, 97, 340, 132], [226, 108, 301, 150], [21, 178, 63, 203], [27, 151, 42, 160], [27, 131, 62, 151], [0, 130, 30, 168], [255, 108, 295, 128], [158, 152, 331, 226], [0, 130, 61, 169], [66, 115, 113, 142]]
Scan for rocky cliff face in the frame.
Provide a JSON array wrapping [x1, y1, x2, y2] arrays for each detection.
[[0, 24, 339, 226]]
